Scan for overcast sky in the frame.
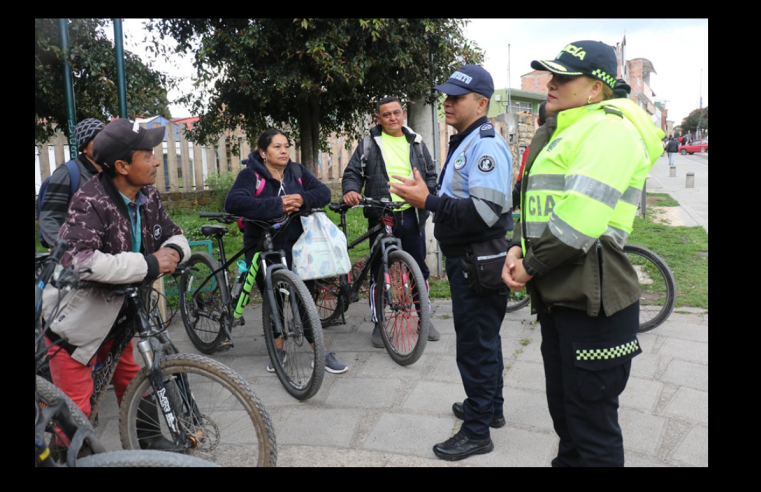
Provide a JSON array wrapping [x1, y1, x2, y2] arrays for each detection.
[[464, 18, 708, 124], [119, 18, 708, 125]]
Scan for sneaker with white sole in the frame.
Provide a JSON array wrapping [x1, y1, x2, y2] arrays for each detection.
[[324, 351, 348, 374], [266, 348, 286, 373]]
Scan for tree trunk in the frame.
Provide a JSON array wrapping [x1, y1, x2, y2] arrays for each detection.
[[297, 94, 321, 175]]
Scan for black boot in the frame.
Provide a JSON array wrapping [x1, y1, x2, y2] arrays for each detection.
[[136, 395, 179, 451]]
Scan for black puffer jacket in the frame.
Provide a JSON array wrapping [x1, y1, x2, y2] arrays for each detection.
[[342, 125, 437, 233]]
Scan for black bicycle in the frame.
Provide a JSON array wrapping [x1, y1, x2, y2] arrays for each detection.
[[36, 243, 277, 467], [313, 197, 430, 366], [503, 243, 676, 332], [179, 211, 324, 401], [35, 242, 222, 467]]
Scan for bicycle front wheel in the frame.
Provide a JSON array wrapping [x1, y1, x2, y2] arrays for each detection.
[[624, 244, 677, 332], [263, 269, 325, 401], [36, 375, 99, 465], [75, 449, 220, 467], [179, 252, 229, 354], [375, 250, 429, 366], [119, 353, 277, 467]]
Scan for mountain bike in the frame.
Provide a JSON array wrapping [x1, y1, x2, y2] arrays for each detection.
[[503, 242, 676, 333], [313, 197, 430, 366], [35, 242, 222, 467], [178, 211, 324, 401], [37, 247, 278, 467]]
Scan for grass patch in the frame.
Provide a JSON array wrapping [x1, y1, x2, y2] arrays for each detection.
[[629, 195, 708, 310]]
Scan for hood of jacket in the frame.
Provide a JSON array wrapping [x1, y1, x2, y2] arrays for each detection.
[[369, 124, 424, 145], [602, 97, 666, 167]]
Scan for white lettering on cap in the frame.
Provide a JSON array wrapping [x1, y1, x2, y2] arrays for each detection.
[[450, 71, 473, 84], [132, 121, 140, 133]]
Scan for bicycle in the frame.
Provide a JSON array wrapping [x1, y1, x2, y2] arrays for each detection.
[[502, 242, 676, 333], [35, 243, 222, 467], [313, 197, 430, 366], [37, 244, 278, 467], [178, 211, 325, 401]]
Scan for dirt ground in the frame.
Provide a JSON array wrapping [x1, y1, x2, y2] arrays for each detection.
[[649, 206, 682, 226]]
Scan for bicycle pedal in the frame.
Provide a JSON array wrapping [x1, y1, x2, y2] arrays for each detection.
[[216, 339, 235, 352]]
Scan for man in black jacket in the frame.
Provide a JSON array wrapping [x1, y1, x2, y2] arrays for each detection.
[[342, 96, 440, 347], [38, 118, 105, 247]]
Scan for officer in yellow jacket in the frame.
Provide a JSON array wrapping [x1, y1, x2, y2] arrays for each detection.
[[503, 40, 665, 466]]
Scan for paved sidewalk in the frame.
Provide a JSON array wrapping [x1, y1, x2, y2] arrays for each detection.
[[94, 298, 708, 467], [92, 153, 708, 466]]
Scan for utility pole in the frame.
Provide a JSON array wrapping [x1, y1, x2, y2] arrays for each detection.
[[506, 44, 511, 114], [699, 68, 703, 109]]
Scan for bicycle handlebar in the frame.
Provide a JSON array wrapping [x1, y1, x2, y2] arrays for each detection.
[[199, 209, 324, 230], [328, 196, 407, 214]]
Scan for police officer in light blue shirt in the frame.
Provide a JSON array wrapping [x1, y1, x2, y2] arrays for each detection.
[[389, 64, 512, 461]]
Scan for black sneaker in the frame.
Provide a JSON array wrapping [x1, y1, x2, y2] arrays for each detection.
[[433, 431, 494, 461]]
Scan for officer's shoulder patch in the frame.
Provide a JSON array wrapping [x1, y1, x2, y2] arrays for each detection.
[[479, 123, 495, 138], [601, 105, 623, 118], [477, 155, 497, 173]]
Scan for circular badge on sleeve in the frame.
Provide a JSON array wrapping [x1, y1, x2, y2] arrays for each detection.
[[454, 153, 466, 170], [153, 224, 162, 240], [477, 155, 496, 173]]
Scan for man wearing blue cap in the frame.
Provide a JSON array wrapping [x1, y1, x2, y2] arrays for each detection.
[[390, 64, 513, 461]]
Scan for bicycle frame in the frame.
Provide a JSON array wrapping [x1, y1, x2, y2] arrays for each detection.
[[185, 213, 305, 347], [84, 283, 207, 448]]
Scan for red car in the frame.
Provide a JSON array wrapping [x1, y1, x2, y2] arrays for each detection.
[[679, 139, 708, 155]]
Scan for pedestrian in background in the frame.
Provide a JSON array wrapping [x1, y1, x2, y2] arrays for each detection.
[[666, 135, 680, 165]]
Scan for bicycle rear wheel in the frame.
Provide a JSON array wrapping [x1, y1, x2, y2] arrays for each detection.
[[375, 250, 429, 366], [179, 252, 229, 354], [119, 353, 277, 467], [312, 276, 347, 327], [263, 269, 325, 400], [505, 287, 530, 313], [624, 244, 677, 332]]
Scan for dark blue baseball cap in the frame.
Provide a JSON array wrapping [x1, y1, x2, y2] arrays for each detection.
[[531, 40, 618, 90], [433, 65, 495, 99]]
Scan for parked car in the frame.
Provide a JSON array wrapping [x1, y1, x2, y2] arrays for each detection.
[[679, 139, 708, 155]]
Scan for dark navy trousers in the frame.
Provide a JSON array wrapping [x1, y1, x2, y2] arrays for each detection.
[[538, 301, 641, 467], [446, 255, 506, 440]]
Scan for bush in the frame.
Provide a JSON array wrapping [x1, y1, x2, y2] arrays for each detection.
[[204, 172, 238, 211]]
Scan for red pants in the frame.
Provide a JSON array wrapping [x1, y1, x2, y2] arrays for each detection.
[[46, 336, 141, 418]]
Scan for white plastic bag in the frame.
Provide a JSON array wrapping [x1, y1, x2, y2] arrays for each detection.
[[292, 211, 351, 280]]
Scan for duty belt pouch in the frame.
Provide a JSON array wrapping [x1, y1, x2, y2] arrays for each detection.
[[461, 236, 509, 295]]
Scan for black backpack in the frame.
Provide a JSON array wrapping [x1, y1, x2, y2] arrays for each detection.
[[37, 159, 80, 248]]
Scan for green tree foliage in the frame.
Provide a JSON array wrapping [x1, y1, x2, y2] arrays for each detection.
[[35, 18, 175, 145], [147, 18, 483, 172], [680, 107, 708, 135]]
